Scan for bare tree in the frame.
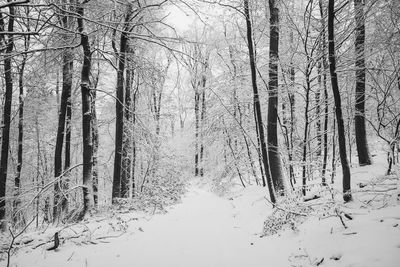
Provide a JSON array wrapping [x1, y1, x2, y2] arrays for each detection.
[[244, 0, 276, 203], [328, 0, 352, 202], [354, 0, 371, 166], [53, 0, 74, 222], [268, 0, 286, 193], [77, 0, 94, 217], [112, 3, 133, 200], [0, 3, 16, 227]]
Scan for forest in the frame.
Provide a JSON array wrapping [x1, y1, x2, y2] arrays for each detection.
[[0, 0, 400, 266]]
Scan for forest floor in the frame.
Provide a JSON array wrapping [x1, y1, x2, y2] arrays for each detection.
[[3, 152, 400, 267]]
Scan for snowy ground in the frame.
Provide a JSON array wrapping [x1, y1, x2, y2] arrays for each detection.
[[3, 154, 400, 267]]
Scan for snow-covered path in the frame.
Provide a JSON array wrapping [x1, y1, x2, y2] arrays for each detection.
[[13, 187, 293, 267], [11, 183, 400, 267]]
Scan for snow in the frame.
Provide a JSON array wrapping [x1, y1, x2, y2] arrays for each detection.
[[5, 154, 400, 267]]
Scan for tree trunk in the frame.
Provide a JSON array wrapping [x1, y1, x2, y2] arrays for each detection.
[[288, 5, 296, 185], [77, 2, 93, 216], [92, 94, 99, 207], [328, 0, 352, 202], [92, 66, 100, 208], [121, 66, 132, 198], [131, 80, 139, 197], [302, 75, 311, 196], [268, 0, 285, 193], [64, 87, 72, 171], [354, 0, 371, 166], [13, 50, 27, 226], [199, 58, 208, 177], [0, 5, 15, 225], [199, 88, 206, 177], [194, 88, 200, 176], [53, 1, 74, 221], [331, 112, 337, 184], [112, 5, 132, 200], [244, 0, 276, 203], [319, 0, 329, 186], [316, 73, 322, 159]]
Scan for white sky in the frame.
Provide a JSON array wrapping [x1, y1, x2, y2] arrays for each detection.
[[165, 4, 196, 33]]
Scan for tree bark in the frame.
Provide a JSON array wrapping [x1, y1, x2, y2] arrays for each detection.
[[328, 0, 352, 202], [92, 92, 99, 207], [330, 111, 337, 184], [112, 5, 132, 200], [131, 78, 139, 197], [121, 65, 132, 198], [77, 1, 93, 216], [244, 0, 276, 203], [319, 0, 329, 186], [0, 4, 15, 225], [194, 87, 200, 176], [268, 0, 285, 193], [14, 49, 27, 225], [92, 65, 100, 208], [354, 0, 371, 166], [302, 74, 311, 196], [53, 0, 74, 221], [199, 57, 208, 177]]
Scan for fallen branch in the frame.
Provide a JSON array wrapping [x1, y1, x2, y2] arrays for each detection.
[[343, 232, 357, 235], [46, 232, 60, 251], [335, 208, 347, 229]]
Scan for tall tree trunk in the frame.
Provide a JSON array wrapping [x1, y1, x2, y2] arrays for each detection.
[[354, 0, 371, 166], [35, 114, 41, 227], [194, 88, 200, 176], [331, 113, 337, 184], [319, 0, 329, 186], [316, 72, 322, 159], [64, 85, 72, 171], [14, 52, 27, 225], [302, 75, 311, 196], [244, 0, 276, 203], [268, 0, 285, 193], [328, 0, 352, 202], [281, 73, 295, 187], [254, 112, 267, 186], [199, 58, 208, 177], [53, 50, 73, 221], [121, 66, 132, 198], [288, 71, 295, 185], [64, 3, 73, 173], [77, 1, 93, 216], [0, 4, 15, 226], [92, 93, 99, 208], [92, 66, 100, 208], [112, 5, 132, 200], [53, 1, 74, 221], [131, 80, 139, 197], [288, 0, 296, 185], [199, 88, 206, 177]]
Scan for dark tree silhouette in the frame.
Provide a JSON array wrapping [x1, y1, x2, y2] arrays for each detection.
[[53, 0, 74, 221], [354, 0, 371, 166], [328, 0, 352, 202], [268, 0, 285, 193], [244, 0, 276, 203], [112, 4, 132, 200], [77, 0, 94, 216], [0, 4, 15, 225]]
